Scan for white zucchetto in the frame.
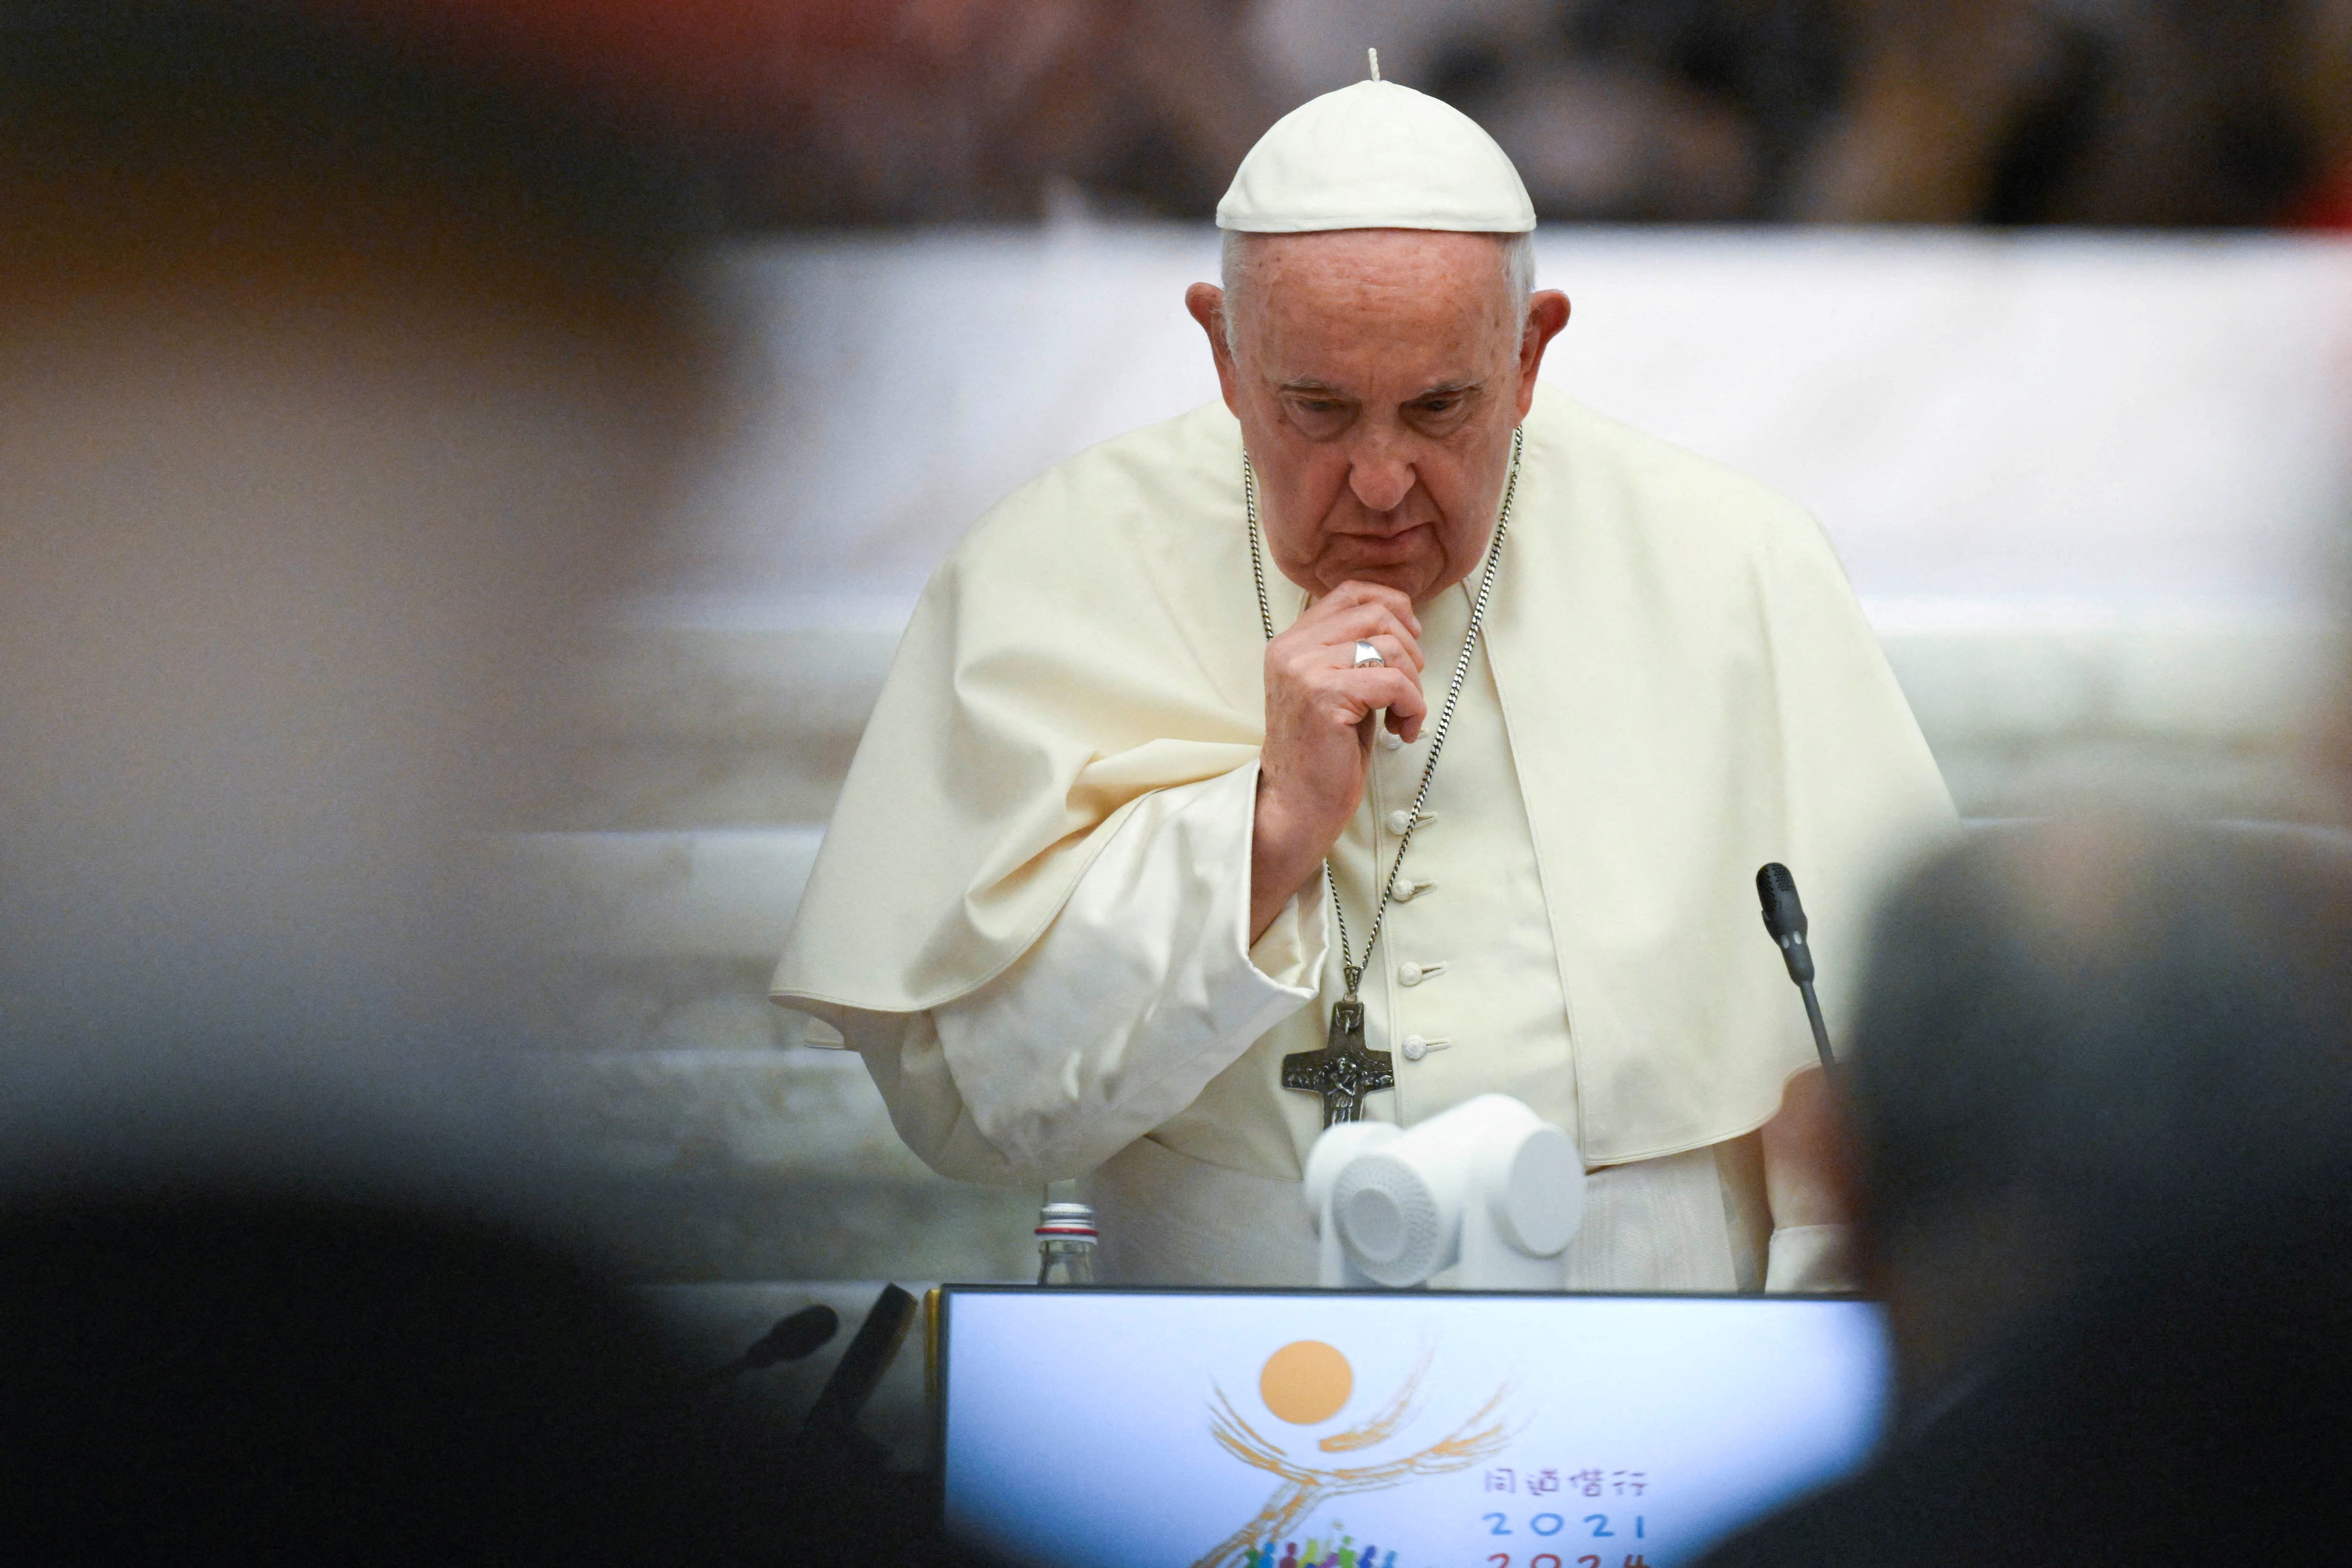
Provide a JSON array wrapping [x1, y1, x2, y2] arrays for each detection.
[[1216, 78, 1536, 235]]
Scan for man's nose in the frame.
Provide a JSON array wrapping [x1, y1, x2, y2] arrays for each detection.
[[1346, 444, 1416, 516]]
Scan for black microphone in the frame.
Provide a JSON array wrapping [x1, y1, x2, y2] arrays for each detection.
[[1756, 862, 1813, 983], [1756, 862, 1836, 1069], [699, 1303, 840, 1385]]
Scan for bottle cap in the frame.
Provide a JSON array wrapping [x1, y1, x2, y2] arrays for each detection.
[[1035, 1201, 1097, 1241]]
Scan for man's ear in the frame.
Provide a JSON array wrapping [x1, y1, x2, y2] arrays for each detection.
[[1513, 290, 1571, 420], [1185, 282, 1243, 416]]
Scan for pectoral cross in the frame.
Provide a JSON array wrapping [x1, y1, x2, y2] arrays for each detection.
[[1282, 998, 1394, 1126]]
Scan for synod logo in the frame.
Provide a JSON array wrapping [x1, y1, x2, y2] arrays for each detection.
[[1188, 1338, 1522, 1568]]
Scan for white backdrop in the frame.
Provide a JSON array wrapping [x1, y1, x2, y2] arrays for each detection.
[[664, 224, 2352, 629]]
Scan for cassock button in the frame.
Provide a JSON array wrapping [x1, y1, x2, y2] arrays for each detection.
[[1380, 731, 1404, 751], [1385, 809, 1414, 835], [1401, 1035, 1427, 1061], [1398, 962, 1424, 986]]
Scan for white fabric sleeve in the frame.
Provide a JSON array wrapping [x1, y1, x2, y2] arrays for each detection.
[[1764, 1223, 1856, 1293], [833, 761, 1328, 1186]]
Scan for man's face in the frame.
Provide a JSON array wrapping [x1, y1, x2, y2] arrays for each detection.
[[1193, 229, 1566, 605]]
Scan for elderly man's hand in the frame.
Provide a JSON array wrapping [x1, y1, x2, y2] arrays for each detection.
[[1249, 581, 1428, 942]]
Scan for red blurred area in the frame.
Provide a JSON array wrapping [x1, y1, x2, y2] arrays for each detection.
[[289, 0, 889, 137], [2289, 163, 2352, 230], [275, 0, 1273, 223], [285, 0, 1175, 143]]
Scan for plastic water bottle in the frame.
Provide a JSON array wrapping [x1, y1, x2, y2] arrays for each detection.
[[1034, 1200, 1097, 1285]]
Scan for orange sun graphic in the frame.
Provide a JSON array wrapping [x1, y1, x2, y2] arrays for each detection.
[[1193, 1339, 1520, 1568], [1258, 1339, 1353, 1425]]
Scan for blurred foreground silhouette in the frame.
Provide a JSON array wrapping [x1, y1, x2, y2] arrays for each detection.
[[0, 0, 718, 1161], [1703, 819, 2352, 1566], [0, 4, 962, 1560]]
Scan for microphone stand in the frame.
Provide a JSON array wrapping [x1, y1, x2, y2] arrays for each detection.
[[1796, 971, 1834, 1073]]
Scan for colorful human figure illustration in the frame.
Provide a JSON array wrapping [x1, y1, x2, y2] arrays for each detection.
[[1279, 1544, 1298, 1568]]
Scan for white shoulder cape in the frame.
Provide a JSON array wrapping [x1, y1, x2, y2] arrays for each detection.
[[773, 386, 1954, 1165]]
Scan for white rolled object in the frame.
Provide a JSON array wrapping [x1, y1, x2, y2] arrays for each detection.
[[1309, 1094, 1585, 1290], [1304, 1120, 1403, 1289]]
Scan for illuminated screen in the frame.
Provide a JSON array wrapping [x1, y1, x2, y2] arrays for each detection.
[[939, 1288, 1888, 1568]]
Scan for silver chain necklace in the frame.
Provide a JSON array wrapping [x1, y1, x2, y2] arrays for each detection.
[[1246, 426, 1522, 1008]]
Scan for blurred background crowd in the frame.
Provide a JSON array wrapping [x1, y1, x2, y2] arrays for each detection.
[[259, 0, 2352, 230], [543, 0, 2352, 230]]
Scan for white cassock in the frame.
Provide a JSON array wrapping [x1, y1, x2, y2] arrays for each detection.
[[771, 386, 1956, 1291]]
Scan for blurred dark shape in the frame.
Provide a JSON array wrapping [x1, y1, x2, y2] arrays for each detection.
[[0, 8, 971, 1560], [1844, 822, 2352, 1413], [0, 1189, 753, 1563], [803, 1284, 921, 1472], [0, 0, 717, 282], [289, 0, 892, 154], [1791, 0, 2350, 225], [713, 1303, 845, 1379], [1551, 0, 1847, 214], [0, 1186, 962, 1566], [1706, 1193, 2352, 1565], [0, 0, 723, 1117], [1268, 0, 2352, 226], [1700, 821, 2352, 1566], [2284, 0, 2352, 227], [163, 0, 2340, 229], [658, 0, 1280, 224], [273, 0, 1287, 223], [2293, 164, 2352, 226]]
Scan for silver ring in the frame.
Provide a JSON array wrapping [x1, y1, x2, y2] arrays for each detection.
[[1352, 639, 1384, 669]]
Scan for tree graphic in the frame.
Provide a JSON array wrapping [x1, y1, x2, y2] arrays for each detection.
[[1189, 1346, 1519, 1568]]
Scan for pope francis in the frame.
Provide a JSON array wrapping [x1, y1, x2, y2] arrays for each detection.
[[771, 68, 1955, 1291]]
